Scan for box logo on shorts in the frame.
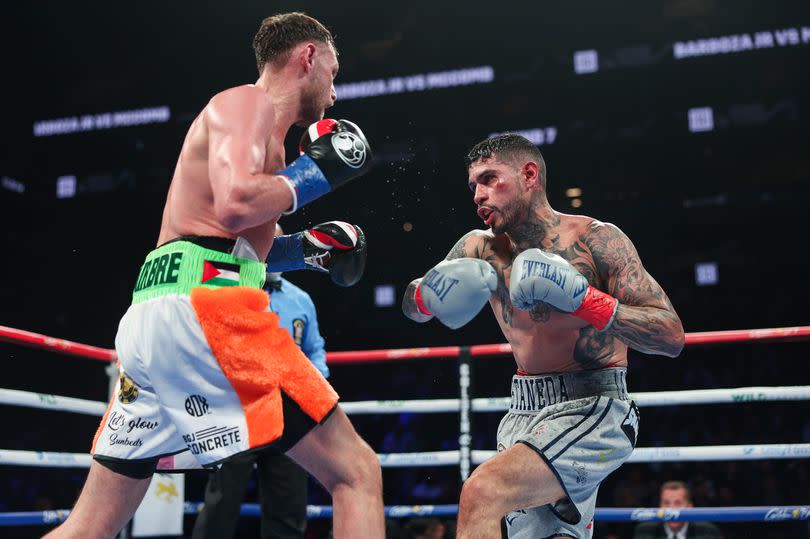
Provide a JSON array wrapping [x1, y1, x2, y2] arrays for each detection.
[[184, 394, 210, 417]]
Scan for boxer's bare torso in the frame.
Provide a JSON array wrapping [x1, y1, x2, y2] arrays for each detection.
[[451, 215, 630, 374], [403, 150, 682, 375], [157, 85, 288, 261]]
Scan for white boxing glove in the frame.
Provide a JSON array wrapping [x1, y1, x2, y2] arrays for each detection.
[[410, 258, 497, 329], [510, 248, 618, 330]]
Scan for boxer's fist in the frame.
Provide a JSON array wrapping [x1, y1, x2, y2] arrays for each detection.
[[510, 249, 618, 330], [303, 221, 367, 287], [411, 258, 497, 329], [299, 119, 372, 185], [510, 249, 588, 312], [279, 119, 373, 214]]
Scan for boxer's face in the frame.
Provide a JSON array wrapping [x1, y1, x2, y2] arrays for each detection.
[[469, 156, 531, 234], [300, 42, 338, 124]]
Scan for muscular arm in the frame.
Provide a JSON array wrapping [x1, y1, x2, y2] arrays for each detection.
[[207, 88, 294, 233], [586, 222, 685, 357], [401, 230, 485, 323]]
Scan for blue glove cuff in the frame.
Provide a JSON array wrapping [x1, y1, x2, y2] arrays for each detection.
[[266, 232, 308, 272], [278, 155, 331, 214]]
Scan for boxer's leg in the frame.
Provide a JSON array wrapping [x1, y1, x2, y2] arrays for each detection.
[[287, 407, 384, 539], [456, 442, 565, 539], [43, 461, 152, 539]]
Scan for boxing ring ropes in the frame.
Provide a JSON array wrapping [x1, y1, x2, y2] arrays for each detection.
[[1, 323, 809, 529]]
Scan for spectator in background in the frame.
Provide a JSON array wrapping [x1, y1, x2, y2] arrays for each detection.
[[192, 225, 329, 539], [633, 481, 722, 539]]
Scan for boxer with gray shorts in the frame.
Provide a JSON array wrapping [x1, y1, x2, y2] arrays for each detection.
[[402, 134, 683, 538], [499, 368, 638, 538]]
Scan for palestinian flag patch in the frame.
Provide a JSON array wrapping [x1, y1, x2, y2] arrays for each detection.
[[201, 260, 240, 287]]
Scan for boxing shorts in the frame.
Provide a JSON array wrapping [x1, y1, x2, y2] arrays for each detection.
[[498, 368, 639, 538], [91, 236, 338, 478]]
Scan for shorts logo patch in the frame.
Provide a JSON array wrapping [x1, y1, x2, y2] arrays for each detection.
[[292, 318, 305, 346], [118, 372, 140, 404], [185, 394, 210, 417], [622, 401, 640, 448]]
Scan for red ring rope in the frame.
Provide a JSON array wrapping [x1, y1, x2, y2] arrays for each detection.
[[1, 324, 808, 364]]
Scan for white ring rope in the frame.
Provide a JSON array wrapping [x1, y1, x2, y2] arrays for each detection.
[[0, 388, 107, 416], [0, 450, 92, 468], [342, 386, 810, 414], [472, 444, 810, 465], [2, 386, 809, 417], [632, 386, 810, 406], [3, 444, 809, 469]]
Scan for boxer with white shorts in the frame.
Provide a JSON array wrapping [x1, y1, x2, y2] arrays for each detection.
[[47, 12, 384, 539]]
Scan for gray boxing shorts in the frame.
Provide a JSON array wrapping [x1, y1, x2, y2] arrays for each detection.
[[497, 368, 639, 539]]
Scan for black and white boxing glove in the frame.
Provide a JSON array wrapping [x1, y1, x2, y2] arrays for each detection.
[[266, 221, 367, 287], [277, 119, 373, 214]]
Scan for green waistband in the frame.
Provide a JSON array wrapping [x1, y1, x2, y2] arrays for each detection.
[[131, 241, 266, 304]]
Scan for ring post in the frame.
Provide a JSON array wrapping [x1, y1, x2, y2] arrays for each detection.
[[458, 346, 473, 482]]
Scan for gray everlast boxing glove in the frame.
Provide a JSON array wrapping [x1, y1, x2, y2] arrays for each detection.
[[410, 258, 498, 329], [509, 248, 618, 330]]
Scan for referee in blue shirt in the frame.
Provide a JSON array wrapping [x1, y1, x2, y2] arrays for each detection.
[[192, 233, 328, 539]]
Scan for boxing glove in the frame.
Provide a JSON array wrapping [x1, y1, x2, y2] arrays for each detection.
[[409, 258, 497, 329], [266, 221, 367, 287], [278, 119, 372, 214], [509, 248, 618, 330]]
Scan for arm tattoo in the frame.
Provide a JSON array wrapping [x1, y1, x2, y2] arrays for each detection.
[[496, 275, 513, 326], [484, 240, 516, 327], [445, 230, 481, 260], [402, 230, 484, 324], [585, 223, 684, 357]]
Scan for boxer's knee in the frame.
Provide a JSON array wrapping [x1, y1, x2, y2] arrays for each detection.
[[345, 438, 382, 494], [321, 435, 380, 497], [460, 464, 507, 515]]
